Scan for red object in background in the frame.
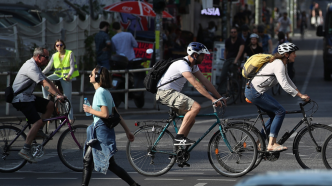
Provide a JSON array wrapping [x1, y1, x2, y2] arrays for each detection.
[[198, 53, 213, 73], [104, 1, 173, 18]]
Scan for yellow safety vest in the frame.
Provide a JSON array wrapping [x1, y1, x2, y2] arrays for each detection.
[[53, 50, 79, 79]]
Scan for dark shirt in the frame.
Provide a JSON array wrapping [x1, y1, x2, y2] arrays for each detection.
[[225, 37, 245, 59], [239, 33, 251, 47], [245, 44, 264, 57], [95, 31, 111, 62]]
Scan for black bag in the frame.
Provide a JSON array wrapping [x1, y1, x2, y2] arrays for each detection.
[[101, 108, 121, 129], [144, 57, 190, 94], [4, 82, 33, 103]]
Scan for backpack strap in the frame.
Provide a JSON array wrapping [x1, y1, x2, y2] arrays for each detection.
[[13, 81, 34, 96], [157, 57, 191, 89]]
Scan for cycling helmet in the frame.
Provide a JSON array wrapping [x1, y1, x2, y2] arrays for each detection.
[[187, 42, 210, 56], [250, 33, 259, 39], [277, 42, 299, 55]]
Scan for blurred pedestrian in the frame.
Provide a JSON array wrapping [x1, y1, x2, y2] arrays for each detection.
[[311, 2, 323, 27], [203, 21, 217, 49], [244, 33, 263, 59], [300, 11, 308, 39], [82, 65, 140, 186], [111, 22, 138, 61], [239, 24, 251, 47], [95, 21, 112, 70], [258, 25, 273, 54], [218, 27, 244, 96], [276, 12, 292, 40], [243, 4, 252, 24], [42, 39, 79, 124]]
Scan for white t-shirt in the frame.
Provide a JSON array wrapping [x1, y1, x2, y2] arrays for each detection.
[[157, 57, 199, 92], [278, 17, 291, 32]]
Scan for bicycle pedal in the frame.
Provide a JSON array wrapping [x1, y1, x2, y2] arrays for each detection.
[[183, 162, 190, 167]]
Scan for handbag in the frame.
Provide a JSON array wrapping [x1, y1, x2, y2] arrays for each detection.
[[311, 17, 316, 25], [101, 107, 121, 129]]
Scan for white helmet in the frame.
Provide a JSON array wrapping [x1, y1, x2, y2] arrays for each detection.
[[278, 42, 299, 55], [250, 33, 259, 39], [187, 42, 210, 56]]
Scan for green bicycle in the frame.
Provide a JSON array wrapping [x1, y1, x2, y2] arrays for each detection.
[[126, 98, 258, 177]]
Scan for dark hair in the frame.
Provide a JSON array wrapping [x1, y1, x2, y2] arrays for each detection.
[[99, 21, 110, 29], [278, 31, 285, 44], [53, 39, 66, 50], [241, 24, 249, 31], [257, 25, 264, 33], [112, 22, 121, 30], [231, 27, 238, 31], [94, 65, 112, 88]]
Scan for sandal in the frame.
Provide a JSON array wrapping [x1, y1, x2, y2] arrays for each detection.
[[267, 145, 288, 152]]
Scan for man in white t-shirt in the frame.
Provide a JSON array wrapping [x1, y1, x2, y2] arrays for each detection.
[[156, 42, 226, 146], [276, 12, 292, 40]]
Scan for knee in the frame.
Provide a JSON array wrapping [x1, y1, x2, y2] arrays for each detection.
[[191, 102, 201, 113], [277, 107, 286, 117]]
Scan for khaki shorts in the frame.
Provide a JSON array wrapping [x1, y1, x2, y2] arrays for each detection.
[[156, 89, 195, 115]]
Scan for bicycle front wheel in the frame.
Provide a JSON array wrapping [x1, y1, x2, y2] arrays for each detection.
[[0, 126, 27, 173], [126, 125, 176, 176], [294, 124, 332, 169], [228, 122, 266, 170], [322, 134, 332, 169], [57, 125, 87, 172], [208, 126, 257, 177]]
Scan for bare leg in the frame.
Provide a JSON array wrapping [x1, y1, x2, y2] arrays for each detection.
[[178, 102, 201, 137]]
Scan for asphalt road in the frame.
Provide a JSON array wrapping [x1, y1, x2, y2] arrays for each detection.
[[1, 30, 332, 186]]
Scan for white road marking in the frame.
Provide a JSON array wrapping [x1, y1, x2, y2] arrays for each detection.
[[197, 179, 236, 181], [298, 39, 319, 104], [194, 183, 207, 186], [145, 178, 183, 181], [166, 172, 204, 175], [0, 178, 25, 179], [92, 178, 121, 180]]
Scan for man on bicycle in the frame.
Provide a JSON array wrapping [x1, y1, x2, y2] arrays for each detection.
[[156, 42, 226, 146], [12, 47, 65, 163]]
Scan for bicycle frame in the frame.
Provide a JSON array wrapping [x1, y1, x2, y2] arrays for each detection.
[[150, 106, 234, 156]]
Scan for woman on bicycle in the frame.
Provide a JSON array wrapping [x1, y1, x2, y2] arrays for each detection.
[[82, 65, 139, 186], [42, 39, 79, 124], [245, 43, 310, 152], [243, 33, 263, 59]]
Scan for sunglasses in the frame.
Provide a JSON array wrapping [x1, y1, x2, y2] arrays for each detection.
[[40, 55, 49, 60], [56, 44, 63, 47]]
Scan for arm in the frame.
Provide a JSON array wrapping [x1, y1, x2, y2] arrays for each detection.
[[115, 107, 134, 142], [234, 44, 245, 64], [183, 71, 215, 101], [194, 71, 221, 99], [275, 22, 281, 33], [42, 55, 54, 74], [273, 62, 298, 97], [66, 52, 75, 81], [39, 79, 64, 99], [85, 105, 109, 119], [131, 35, 138, 48], [223, 48, 227, 59]]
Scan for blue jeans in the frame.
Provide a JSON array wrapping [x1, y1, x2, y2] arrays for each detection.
[[97, 60, 110, 70], [245, 85, 286, 139]]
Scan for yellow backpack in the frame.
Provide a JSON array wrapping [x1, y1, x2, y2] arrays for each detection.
[[242, 54, 273, 79]]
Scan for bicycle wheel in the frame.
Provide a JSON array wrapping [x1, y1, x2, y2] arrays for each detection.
[[228, 122, 266, 170], [208, 126, 257, 177], [126, 125, 176, 176], [57, 125, 87, 172], [322, 134, 332, 169], [294, 124, 332, 169], [0, 126, 27, 173], [226, 78, 240, 105]]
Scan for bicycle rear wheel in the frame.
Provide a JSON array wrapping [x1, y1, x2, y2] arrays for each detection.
[[322, 134, 332, 169], [226, 78, 240, 105], [126, 125, 176, 176], [57, 125, 87, 172], [294, 124, 332, 169], [0, 126, 27, 173], [228, 122, 266, 170], [208, 126, 257, 177]]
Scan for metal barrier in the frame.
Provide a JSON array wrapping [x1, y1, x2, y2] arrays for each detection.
[[0, 68, 151, 115]]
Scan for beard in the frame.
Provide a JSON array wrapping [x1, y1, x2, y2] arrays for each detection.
[[231, 35, 236, 39]]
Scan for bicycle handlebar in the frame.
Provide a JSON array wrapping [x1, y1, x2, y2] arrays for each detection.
[[212, 97, 229, 106], [300, 99, 311, 107]]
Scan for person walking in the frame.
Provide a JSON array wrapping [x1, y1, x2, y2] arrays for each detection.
[[218, 27, 244, 96], [311, 2, 323, 27], [13, 47, 65, 163], [95, 21, 112, 70], [81, 65, 140, 186], [111, 22, 138, 61], [42, 39, 79, 123], [243, 33, 263, 59], [245, 43, 310, 152]]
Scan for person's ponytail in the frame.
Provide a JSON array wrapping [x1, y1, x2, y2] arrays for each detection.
[[269, 52, 285, 62]]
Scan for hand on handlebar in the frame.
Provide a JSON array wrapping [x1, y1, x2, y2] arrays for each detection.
[[300, 94, 310, 102], [56, 94, 65, 101], [212, 97, 228, 107]]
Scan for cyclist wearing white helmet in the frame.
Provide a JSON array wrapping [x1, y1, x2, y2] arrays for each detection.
[[156, 42, 226, 148], [245, 42, 310, 152], [243, 33, 263, 59]]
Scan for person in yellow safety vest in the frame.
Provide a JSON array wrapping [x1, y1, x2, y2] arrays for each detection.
[[42, 39, 79, 123]]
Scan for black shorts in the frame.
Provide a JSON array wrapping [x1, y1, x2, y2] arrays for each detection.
[[12, 96, 50, 124]]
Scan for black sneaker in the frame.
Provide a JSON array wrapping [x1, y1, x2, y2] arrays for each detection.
[[173, 137, 195, 146]]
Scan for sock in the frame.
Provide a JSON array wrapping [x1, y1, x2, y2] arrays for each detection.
[[23, 144, 31, 150], [175, 134, 184, 139]]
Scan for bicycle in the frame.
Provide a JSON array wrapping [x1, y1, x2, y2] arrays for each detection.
[[0, 98, 87, 173], [126, 97, 258, 177], [322, 133, 332, 169], [228, 100, 332, 170]]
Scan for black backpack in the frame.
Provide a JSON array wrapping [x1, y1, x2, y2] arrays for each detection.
[[144, 57, 190, 94]]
